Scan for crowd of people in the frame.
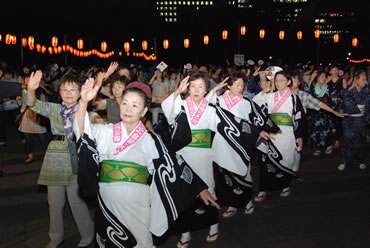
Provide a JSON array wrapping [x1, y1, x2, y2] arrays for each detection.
[[0, 58, 369, 248]]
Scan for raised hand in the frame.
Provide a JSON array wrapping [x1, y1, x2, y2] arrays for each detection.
[[27, 70, 42, 91], [104, 61, 119, 79], [175, 75, 190, 95], [210, 76, 229, 96], [80, 78, 99, 104]]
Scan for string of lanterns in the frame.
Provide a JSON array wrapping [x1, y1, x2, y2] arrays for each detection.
[[0, 27, 361, 60]]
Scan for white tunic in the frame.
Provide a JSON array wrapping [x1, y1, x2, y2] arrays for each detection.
[[253, 90, 300, 171], [74, 113, 159, 248]]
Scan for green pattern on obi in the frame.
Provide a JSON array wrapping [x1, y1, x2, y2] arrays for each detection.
[[186, 129, 211, 148], [269, 113, 293, 126], [100, 160, 150, 185]]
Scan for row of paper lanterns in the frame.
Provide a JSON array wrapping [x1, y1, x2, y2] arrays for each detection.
[[0, 29, 360, 53]]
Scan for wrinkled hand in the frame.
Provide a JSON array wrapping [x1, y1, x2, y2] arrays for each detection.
[[199, 189, 220, 210], [105, 61, 119, 78], [259, 131, 276, 140], [334, 111, 349, 118], [175, 75, 190, 95], [80, 78, 100, 104], [211, 77, 229, 95], [27, 70, 43, 91]]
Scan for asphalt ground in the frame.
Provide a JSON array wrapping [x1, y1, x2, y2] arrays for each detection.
[[0, 126, 369, 248]]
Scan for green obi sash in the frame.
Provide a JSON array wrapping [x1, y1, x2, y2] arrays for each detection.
[[269, 113, 293, 126], [186, 129, 211, 148], [100, 160, 149, 185]]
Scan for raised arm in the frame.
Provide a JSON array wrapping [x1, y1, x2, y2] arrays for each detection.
[[26, 70, 43, 105], [77, 78, 102, 135], [173, 75, 190, 100]]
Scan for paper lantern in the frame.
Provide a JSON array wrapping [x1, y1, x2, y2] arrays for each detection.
[[11, 35, 16, 45], [124, 42, 130, 52], [204, 35, 209, 45], [279, 30, 284, 40], [240, 26, 246, 36], [28, 36, 34, 47], [314, 29, 320, 39], [333, 33, 339, 43], [77, 39, 83, 49], [142, 40, 148, 50], [0, 34, 2, 42], [51, 36, 58, 47], [101, 41, 107, 52], [184, 38, 189, 48], [5, 34, 11, 44], [48, 47, 53, 54], [259, 29, 265, 39], [163, 39, 169, 49], [352, 37, 358, 47], [22, 38, 27, 47], [297, 31, 303, 40], [42, 46, 46, 53], [222, 30, 228, 40], [36, 44, 41, 52]]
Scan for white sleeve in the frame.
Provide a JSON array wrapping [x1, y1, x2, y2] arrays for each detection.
[[161, 93, 182, 124], [252, 91, 269, 107]]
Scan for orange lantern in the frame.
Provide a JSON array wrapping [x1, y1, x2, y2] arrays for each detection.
[[352, 37, 358, 47], [51, 36, 58, 47], [240, 26, 246, 36], [163, 39, 169, 49], [333, 33, 339, 43], [297, 31, 303, 40], [22, 38, 27, 47], [36, 44, 41, 52], [48, 47, 53, 54], [314, 29, 320, 39], [0, 34, 2, 42], [142, 40, 148, 50], [77, 39, 83, 49], [124, 42, 130, 52], [204, 35, 209, 45], [11, 35, 16, 45], [5, 34, 12, 44], [28, 36, 34, 47], [279, 30, 285, 40], [222, 30, 228, 40], [42, 46, 46, 53], [101, 41, 107, 52], [184, 38, 189, 48], [29, 45, 34, 51], [58, 46, 62, 53], [259, 29, 265, 39]]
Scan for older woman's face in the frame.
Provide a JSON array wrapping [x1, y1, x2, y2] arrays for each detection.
[[120, 91, 148, 125], [59, 82, 80, 107]]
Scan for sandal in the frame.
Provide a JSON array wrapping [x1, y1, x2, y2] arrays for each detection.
[[280, 187, 292, 198], [206, 232, 220, 243], [244, 204, 255, 215], [222, 208, 237, 218], [325, 145, 333, 155]]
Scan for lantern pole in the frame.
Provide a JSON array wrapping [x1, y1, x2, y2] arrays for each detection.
[[316, 37, 320, 66], [154, 37, 158, 64], [237, 22, 240, 54], [64, 34, 68, 66], [20, 34, 24, 67]]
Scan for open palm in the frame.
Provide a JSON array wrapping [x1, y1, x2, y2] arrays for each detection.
[[27, 70, 43, 91], [80, 78, 100, 104]]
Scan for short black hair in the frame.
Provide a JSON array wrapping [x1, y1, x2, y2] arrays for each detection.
[[57, 72, 83, 91]]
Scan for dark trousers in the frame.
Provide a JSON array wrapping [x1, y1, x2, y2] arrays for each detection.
[[23, 132, 49, 154]]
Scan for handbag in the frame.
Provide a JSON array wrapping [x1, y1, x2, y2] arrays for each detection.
[[68, 140, 79, 175]]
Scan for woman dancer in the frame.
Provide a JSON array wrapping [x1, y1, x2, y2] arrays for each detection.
[[253, 71, 305, 201], [74, 78, 219, 248]]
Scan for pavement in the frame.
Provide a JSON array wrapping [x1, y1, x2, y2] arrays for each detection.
[[0, 126, 369, 248]]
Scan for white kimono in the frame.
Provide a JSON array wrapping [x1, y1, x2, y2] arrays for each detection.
[[74, 112, 208, 248]]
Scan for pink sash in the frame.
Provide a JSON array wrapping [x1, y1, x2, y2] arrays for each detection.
[[271, 89, 291, 113], [222, 92, 242, 111], [113, 122, 122, 143], [186, 96, 208, 125], [113, 122, 147, 156]]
